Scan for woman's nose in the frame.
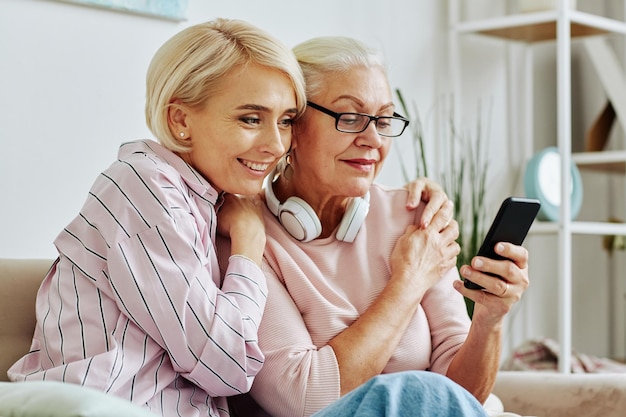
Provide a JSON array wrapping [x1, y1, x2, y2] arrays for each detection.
[[265, 125, 288, 156], [357, 120, 383, 147]]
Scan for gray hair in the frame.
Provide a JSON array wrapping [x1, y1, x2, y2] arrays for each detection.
[[292, 36, 386, 99]]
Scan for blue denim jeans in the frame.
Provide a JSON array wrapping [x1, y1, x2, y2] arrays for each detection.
[[311, 371, 487, 417]]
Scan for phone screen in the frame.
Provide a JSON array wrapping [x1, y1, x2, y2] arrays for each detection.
[[464, 197, 540, 290]]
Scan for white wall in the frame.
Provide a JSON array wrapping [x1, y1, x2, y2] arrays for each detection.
[[0, 0, 456, 259]]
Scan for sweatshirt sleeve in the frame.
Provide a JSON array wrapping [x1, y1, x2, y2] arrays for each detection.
[[421, 267, 471, 374], [249, 265, 340, 417]]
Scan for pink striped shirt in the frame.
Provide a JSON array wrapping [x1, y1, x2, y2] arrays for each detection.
[[244, 183, 471, 417], [8, 140, 268, 417]]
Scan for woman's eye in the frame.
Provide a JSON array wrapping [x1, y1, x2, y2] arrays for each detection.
[[339, 115, 361, 126], [278, 118, 294, 129], [377, 119, 391, 129], [240, 116, 261, 125]]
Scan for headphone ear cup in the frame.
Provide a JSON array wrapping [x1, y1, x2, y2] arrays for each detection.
[[336, 193, 370, 243], [278, 197, 322, 243]]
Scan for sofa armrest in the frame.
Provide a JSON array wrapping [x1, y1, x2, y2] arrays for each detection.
[[494, 371, 626, 417], [0, 258, 53, 381]]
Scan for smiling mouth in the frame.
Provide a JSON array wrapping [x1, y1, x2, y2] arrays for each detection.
[[345, 158, 377, 166], [240, 159, 270, 172]]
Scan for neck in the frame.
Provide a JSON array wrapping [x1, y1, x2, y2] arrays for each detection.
[[274, 174, 348, 239]]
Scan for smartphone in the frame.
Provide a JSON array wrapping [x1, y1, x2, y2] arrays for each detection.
[[464, 197, 541, 290]]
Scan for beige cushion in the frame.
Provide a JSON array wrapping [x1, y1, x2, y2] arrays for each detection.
[[0, 258, 53, 381], [0, 380, 159, 416], [494, 371, 626, 417]]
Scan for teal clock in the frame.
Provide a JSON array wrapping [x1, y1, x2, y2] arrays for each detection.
[[524, 147, 583, 221]]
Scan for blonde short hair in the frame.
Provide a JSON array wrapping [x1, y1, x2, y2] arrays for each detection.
[[145, 18, 307, 152], [292, 36, 386, 99]]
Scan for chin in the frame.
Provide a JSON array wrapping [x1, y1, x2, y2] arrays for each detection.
[[344, 181, 372, 198], [226, 182, 264, 196]]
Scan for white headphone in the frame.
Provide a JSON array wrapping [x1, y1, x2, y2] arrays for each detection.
[[264, 173, 370, 243]]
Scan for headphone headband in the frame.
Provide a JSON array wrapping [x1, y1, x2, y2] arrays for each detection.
[[264, 171, 369, 243]]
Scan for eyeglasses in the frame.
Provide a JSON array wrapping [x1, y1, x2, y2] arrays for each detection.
[[306, 101, 409, 138]]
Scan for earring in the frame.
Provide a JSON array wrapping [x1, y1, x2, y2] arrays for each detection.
[[284, 153, 294, 180], [179, 132, 185, 138]]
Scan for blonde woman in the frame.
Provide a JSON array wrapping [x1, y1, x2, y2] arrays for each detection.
[[8, 18, 305, 417]]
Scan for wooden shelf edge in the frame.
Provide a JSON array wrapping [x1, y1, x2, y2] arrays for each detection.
[[454, 10, 626, 42], [478, 21, 606, 42], [530, 220, 626, 236], [573, 150, 626, 174], [578, 163, 626, 174]]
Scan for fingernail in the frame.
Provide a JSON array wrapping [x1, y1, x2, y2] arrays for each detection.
[[473, 259, 483, 268], [460, 265, 469, 277]]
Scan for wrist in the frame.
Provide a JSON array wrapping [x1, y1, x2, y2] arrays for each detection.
[[230, 227, 266, 266]]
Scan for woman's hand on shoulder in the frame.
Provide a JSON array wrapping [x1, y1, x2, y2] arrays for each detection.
[[404, 177, 450, 228], [217, 193, 266, 266], [390, 200, 460, 295]]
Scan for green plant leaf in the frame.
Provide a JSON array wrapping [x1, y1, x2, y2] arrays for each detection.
[[393, 90, 492, 319]]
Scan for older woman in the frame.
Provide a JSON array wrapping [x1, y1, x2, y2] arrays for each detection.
[[242, 36, 529, 417]]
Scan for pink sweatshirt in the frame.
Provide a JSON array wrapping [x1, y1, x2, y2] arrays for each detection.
[[9, 140, 268, 417], [249, 183, 471, 417]]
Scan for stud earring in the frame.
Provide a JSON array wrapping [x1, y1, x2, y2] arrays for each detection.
[[179, 132, 185, 138], [284, 153, 294, 180]]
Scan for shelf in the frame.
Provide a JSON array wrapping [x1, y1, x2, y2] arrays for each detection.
[[571, 221, 626, 235], [451, 0, 626, 372], [530, 220, 626, 235], [573, 150, 626, 173], [454, 10, 626, 42]]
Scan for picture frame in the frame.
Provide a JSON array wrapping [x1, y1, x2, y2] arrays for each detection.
[[53, 0, 189, 22]]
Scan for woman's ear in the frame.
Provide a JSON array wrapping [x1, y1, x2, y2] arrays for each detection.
[[167, 101, 190, 140], [291, 122, 302, 152]]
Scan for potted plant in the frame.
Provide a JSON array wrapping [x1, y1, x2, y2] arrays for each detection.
[[395, 89, 490, 318]]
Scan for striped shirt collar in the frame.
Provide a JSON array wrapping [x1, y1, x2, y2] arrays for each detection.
[[118, 139, 222, 206]]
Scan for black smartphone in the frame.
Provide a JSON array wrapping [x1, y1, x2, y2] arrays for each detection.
[[464, 197, 541, 290]]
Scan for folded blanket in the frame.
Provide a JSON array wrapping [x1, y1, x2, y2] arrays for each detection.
[[501, 338, 626, 373]]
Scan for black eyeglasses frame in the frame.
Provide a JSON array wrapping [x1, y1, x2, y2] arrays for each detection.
[[306, 101, 409, 137]]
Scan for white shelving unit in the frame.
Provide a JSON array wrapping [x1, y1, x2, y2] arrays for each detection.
[[449, 0, 626, 373]]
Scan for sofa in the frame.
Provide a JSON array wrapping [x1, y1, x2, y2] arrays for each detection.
[[0, 258, 158, 417], [2, 258, 626, 417]]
